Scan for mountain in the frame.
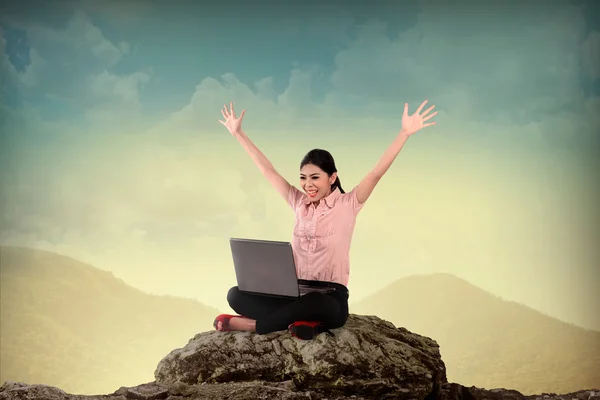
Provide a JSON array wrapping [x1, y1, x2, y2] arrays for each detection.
[[2, 249, 597, 396], [0, 246, 221, 395], [350, 273, 600, 395]]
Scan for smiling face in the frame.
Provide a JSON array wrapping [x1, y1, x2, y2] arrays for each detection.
[[300, 163, 337, 203]]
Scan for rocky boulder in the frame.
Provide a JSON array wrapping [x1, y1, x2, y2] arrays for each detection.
[[155, 314, 447, 399], [2, 381, 599, 400], [1, 314, 598, 400]]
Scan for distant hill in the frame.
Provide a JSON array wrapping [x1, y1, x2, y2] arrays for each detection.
[[350, 273, 600, 395], [0, 246, 221, 395]]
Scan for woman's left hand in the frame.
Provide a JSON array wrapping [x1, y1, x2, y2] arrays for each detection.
[[401, 100, 437, 136]]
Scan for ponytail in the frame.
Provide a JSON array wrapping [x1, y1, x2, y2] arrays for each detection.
[[331, 176, 345, 194]]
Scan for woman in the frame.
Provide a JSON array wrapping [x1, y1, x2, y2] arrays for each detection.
[[214, 100, 437, 335]]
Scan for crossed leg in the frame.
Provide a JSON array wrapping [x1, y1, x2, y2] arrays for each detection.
[[217, 286, 348, 335]]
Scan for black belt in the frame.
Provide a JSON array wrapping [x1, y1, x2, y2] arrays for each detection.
[[298, 279, 348, 293]]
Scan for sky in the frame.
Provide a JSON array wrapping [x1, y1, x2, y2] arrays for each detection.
[[1, 0, 599, 330]]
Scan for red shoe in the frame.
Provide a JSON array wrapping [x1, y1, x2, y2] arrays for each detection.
[[288, 321, 334, 340], [213, 314, 244, 332]]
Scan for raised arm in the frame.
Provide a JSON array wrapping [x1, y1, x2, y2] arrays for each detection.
[[219, 102, 291, 201], [355, 100, 437, 204]]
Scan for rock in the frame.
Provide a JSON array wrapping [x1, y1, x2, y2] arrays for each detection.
[[154, 314, 447, 399], [1, 314, 598, 400], [112, 381, 169, 400], [438, 384, 600, 400], [0, 382, 78, 400], [2, 381, 598, 400], [440, 383, 525, 400]]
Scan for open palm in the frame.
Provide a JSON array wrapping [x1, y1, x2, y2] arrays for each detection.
[[402, 100, 437, 136], [219, 102, 246, 136]]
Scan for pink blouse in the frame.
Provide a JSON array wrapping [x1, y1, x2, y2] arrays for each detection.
[[286, 185, 364, 286]]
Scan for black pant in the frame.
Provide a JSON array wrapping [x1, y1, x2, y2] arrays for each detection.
[[227, 279, 350, 335]]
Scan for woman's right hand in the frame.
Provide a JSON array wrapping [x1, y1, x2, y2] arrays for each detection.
[[219, 102, 246, 136], [219, 101, 292, 201]]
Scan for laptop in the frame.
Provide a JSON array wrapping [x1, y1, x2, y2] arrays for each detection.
[[230, 237, 301, 298], [229, 237, 334, 298]]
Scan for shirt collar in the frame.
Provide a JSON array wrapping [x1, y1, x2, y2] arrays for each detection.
[[304, 187, 341, 208]]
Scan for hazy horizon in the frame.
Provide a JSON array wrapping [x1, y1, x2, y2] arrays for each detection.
[[3, 244, 599, 334], [1, 0, 599, 335]]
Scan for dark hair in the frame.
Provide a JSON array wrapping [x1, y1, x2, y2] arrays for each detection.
[[300, 148, 345, 194]]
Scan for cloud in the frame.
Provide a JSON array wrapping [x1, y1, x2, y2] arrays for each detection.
[[0, 27, 18, 91], [84, 70, 151, 126], [254, 76, 276, 101], [75, 0, 155, 28], [1, 10, 149, 127], [1, 131, 252, 246], [3, 0, 597, 248], [328, 1, 596, 128], [278, 68, 316, 110], [17, 10, 128, 72], [156, 73, 292, 136], [0, 89, 253, 254], [580, 29, 600, 82]]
